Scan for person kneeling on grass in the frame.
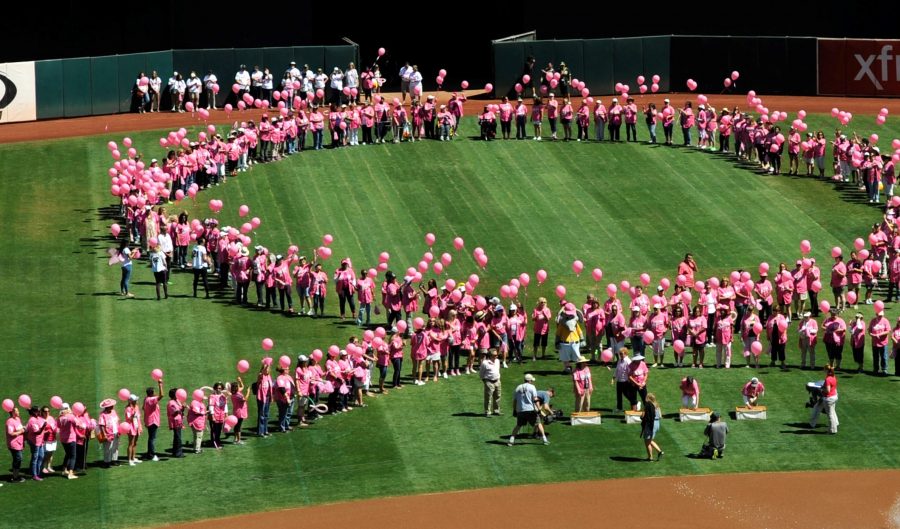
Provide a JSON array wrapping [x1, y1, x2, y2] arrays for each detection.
[[699, 411, 728, 459], [741, 377, 765, 407], [508, 374, 548, 446]]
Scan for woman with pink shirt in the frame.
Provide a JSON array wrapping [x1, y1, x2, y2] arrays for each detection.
[[187, 392, 207, 453], [741, 305, 762, 368], [644, 103, 658, 144], [24, 406, 48, 480], [680, 376, 700, 409], [57, 404, 78, 479], [208, 383, 228, 447], [402, 278, 419, 333], [671, 305, 688, 367], [6, 406, 26, 482], [767, 307, 789, 369], [679, 101, 694, 146], [97, 399, 119, 468], [584, 299, 604, 362], [531, 97, 544, 140], [624, 97, 638, 142], [546, 94, 559, 140], [40, 406, 58, 475], [593, 99, 607, 141], [312, 263, 328, 317], [230, 377, 249, 444], [507, 304, 527, 364], [498, 97, 513, 140], [573, 356, 593, 412], [515, 97, 528, 140], [607, 98, 622, 141], [823, 312, 846, 370], [382, 271, 403, 330], [410, 324, 428, 385], [648, 304, 669, 367], [425, 318, 445, 381], [713, 306, 736, 368], [293, 255, 313, 316], [389, 332, 406, 388], [660, 99, 675, 145], [775, 264, 795, 321], [356, 269, 375, 326], [531, 297, 552, 360], [255, 362, 274, 437], [309, 106, 325, 150], [124, 394, 142, 466], [627, 354, 649, 411], [446, 310, 463, 376], [576, 100, 590, 141], [332, 259, 356, 320], [560, 98, 574, 141], [798, 312, 819, 369], [688, 305, 708, 368]]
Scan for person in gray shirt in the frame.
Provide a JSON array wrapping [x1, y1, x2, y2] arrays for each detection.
[[702, 411, 729, 458], [508, 374, 548, 446]]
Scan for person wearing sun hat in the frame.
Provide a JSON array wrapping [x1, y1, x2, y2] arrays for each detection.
[[572, 356, 593, 412], [868, 309, 891, 375], [627, 353, 649, 411], [555, 302, 585, 374], [97, 398, 120, 468]]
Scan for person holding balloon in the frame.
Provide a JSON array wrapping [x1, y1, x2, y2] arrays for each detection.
[[531, 297, 552, 360], [166, 388, 185, 458], [230, 377, 250, 444], [767, 307, 789, 369], [530, 97, 544, 140], [208, 382, 229, 447], [256, 361, 274, 436], [143, 376, 164, 461], [187, 390, 207, 453], [741, 305, 762, 368], [798, 312, 819, 370], [823, 311, 846, 370], [97, 398, 120, 468], [57, 404, 79, 479], [5, 404, 26, 482], [124, 394, 142, 466]]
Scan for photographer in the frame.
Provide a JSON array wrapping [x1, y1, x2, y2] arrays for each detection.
[[809, 365, 839, 434], [701, 412, 728, 459]]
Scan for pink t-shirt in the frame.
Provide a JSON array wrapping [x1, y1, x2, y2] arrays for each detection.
[[532, 306, 552, 335], [187, 400, 206, 430], [715, 316, 734, 344], [6, 417, 23, 450], [98, 410, 118, 438], [573, 367, 592, 395], [143, 396, 161, 427], [58, 414, 78, 444], [231, 392, 248, 419], [628, 361, 648, 386], [869, 316, 890, 347], [209, 394, 227, 423], [823, 317, 846, 346], [167, 400, 183, 430]]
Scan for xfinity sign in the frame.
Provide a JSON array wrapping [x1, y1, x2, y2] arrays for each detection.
[[819, 39, 900, 96]]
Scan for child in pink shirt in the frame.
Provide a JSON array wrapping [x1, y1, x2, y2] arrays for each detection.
[[230, 378, 249, 444]]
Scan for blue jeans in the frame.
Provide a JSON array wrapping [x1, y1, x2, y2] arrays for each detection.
[[647, 123, 657, 144], [595, 121, 605, 141], [277, 398, 293, 431], [682, 127, 692, 146], [8, 448, 22, 474], [357, 302, 371, 325], [257, 399, 271, 435], [313, 130, 323, 149], [872, 344, 889, 374], [146, 424, 158, 458], [121, 265, 132, 294], [631, 337, 646, 355], [28, 442, 44, 478]]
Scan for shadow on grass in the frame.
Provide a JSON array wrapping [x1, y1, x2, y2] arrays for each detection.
[[780, 422, 827, 435], [609, 456, 649, 463], [452, 412, 485, 418]]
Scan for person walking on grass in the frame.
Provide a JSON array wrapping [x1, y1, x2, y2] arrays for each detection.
[[480, 349, 502, 416], [640, 393, 663, 461], [507, 374, 548, 446]]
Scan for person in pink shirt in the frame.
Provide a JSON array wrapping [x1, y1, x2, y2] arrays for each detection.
[[679, 101, 695, 146], [515, 97, 528, 140], [688, 305, 707, 369], [402, 277, 419, 333], [624, 97, 638, 142], [546, 93, 559, 140], [97, 399, 119, 468], [187, 393, 207, 454], [869, 310, 891, 375], [776, 264, 795, 321], [124, 395, 142, 466], [671, 305, 688, 367], [356, 269, 375, 326], [648, 304, 669, 367], [741, 377, 765, 407], [572, 356, 593, 412], [607, 98, 623, 141], [660, 99, 675, 145], [410, 324, 428, 385], [498, 96, 514, 140], [531, 297, 552, 360], [767, 307, 789, 369], [823, 312, 846, 370], [230, 377, 250, 444], [274, 368, 295, 432], [57, 404, 79, 479], [208, 382, 229, 447], [39, 406, 58, 475], [792, 261, 809, 317], [802, 132, 816, 175], [741, 305, 762, 368], [166, 389, 185, 458], [787, 127, 802, 175], [388, 332, 406, 387], [531, 97, 544, 140], [559, 98, 574, 141], [381, 271, 403, 330], [680, 376, 700, 409], [6, 406, 26, 482], [677, 254, 698, 289], [507, 304, 527, 364], [256, 362, 274, 436], [714, 306, 736, 368], [585, 298, 605, 362], [593, 99, 607, 141], [798, 312, 819, 369], [607, 303, 627, 355], [627, 354, 649, 411], [293, 255, 313, 316], [311, 263, 328, 317], [142, 378, 163, 462]]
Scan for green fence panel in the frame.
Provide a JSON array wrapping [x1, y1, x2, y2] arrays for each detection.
[[117, 53, 148, 113], [492, 42, 525, 99], [612, 38, 644, 91], [293, 46, 325, 71], [582, 39, 615, 95], [90, 55, 118, 115], [172, 49, 204, 79], [263, 47, 294, 74], [62, 58, 92, 117], [234, 48, 264, 72], [35, 60, 64, 120], [324, 46, 357, 73], [202, 48, 234, 108], [144, 50, 173, 80], [641, 36, 670, 93]]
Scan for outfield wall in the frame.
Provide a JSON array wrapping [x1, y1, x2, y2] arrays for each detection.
[[0, 45, 357, 123], [493, 36, 830, 99]]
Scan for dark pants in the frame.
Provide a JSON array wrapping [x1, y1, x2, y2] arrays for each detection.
[[277, 399, 293, 431], [377, 122, 389, 141], [608, 123, 621, 141], [852, 346, 865, 366], [257, 399, 271, 435], [616, 381, 629, 410], [28, 442, 44, 478], [8, 448, 22, 475], [825, 342, 843, 365], [266, 286, 277, 308], [873, 344, 889, 374], [75, 441, 88, 470], [759, 301, 772, 327], [62, 442, 76, 471], [279, 286, 293, 311], [146, 424, 158, 458], [193, 268, 209, 297], [810, 291, 819, 317], [255, 281, 265, 305], [626, 123, 637, 142], [338, 292, 356, 316], [771, 342, 786, 363], [735, 304, 747, 333], [449, 345, 461, 370], [387, 309, 402, 328], [362, 125, 372, 144], [500, 120, 511, 137], [210, 422, 223, 447], [515, 116, 526, 139], [171, 427, 183, 457], [236, 281, 250, 304]]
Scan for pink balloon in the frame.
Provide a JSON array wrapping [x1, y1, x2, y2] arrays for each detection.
[[379, 252, 390, 263], [854, 238, 866, 251], [279, 355, 291, 369], [600, 348, 614, 362], [650, 83, 659, 93], [238, 205, 249, 217], [592, 268, 603, 282], [572, 260, 584, 275], [686, 79, 697, 91], [819, 300, 831, 313], [2, 399, 13, 412], [50, 396, 63, 409], [847, 291, 858, 305], [151, 368, 164, 381], [642, 330, 655, 345], [874, 300, 885, 313], [750, 341, 763, 355], [262, 338, 274, 351], [237, 359, 250, 373], [555, 285, 567, 299], [800, 240, 811, 254], [536, 269, 548, 284], [621, 280, 631, 292], [461, 80, 469, 89], [694, 280, 705, 293], [811, 280, 822, 293], [484, 83, 493, 92], [500, 285, 511, 298], [870, 134, 879, 144], [660, 278, 671, 291], [476, 254, 488, 268], [440, 253, 452, 266], [118, 422, 132, 436], [226, 415, 238, 427], [673, 340, 685, 353], [418, 261, 428, 273], [118, 388, 131, 401], [639, 273, 651, 286], [396, 320, 408, 333], [606, 283, 617, 297], [581, 88, 590, 98], [413, 317, 425, 330], [110, 223, 121, 237], [433, 262, 444, 275], [323, 234, 334, 246], [425, 233, 436, 246], [192, 389, 205, 402], [175, 389, 187, 402], [453, 237, 465, 250], [378, 47, 386, 57], [519, 273, 530, 287], [18, 394, 31, 408], [469, 274, 480, 285], [681, 291, 692, 304], [522, 74, 531, 84]]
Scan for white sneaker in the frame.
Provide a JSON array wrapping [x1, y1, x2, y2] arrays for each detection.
[[151, 456, 159, 462], [307, 309, 314, 316], [129, 461, 136, 467], [442, 373, 448, 379], [134, 459, 143, 464], [502, 362, 509, 368]]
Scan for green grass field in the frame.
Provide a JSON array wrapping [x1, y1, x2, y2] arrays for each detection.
[[0, 114, 898, 529]]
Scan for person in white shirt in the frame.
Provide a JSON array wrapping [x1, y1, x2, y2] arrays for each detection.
[[287, 61, 300, 82], [234, 65, 251, 95], [329, 67, 344, 105], [148, 71, 162, 112], [186, 71, 202, 110], [399, 61, 411, 102], [300, 65, 314, 99], [192, 237, 210, 298], [157, 227, 174, 284], [133, 72, 149, 113], [250, 66, 263, 100], [408, 65, 423, 101], [168, 73, 186, 112], [119, 241, 134, 297], [203, 70, 218, 109], [262, 68, 274, 104], [150, 245, 169, 300], [314, 68, 328, 104], [479, 349, 502, 416], [345, 62, 359, 102]]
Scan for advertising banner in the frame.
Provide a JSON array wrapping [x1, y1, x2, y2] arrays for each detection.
[[0, 61, 37, 123], [819, 39, 900, 96]]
